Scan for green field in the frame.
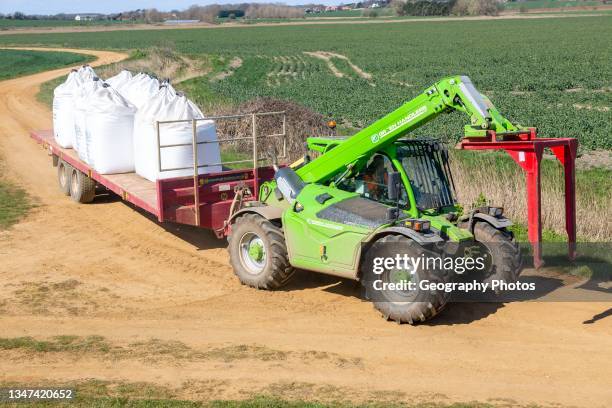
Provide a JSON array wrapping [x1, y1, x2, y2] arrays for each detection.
[[1, 16, 609, 150], [0, 49, 92, 81]]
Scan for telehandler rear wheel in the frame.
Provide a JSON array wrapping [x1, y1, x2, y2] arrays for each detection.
[[361, 235, 451, 324], [57, 160, 72, 196], [228, 213, 295, 289], [472, 222, 522, 285]]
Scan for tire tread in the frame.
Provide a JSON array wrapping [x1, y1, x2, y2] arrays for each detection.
[[228, 213, 294, 290]]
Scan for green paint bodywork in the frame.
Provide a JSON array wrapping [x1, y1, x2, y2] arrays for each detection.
[[256, 76, 521, 279], [282, 184, 370, 278]]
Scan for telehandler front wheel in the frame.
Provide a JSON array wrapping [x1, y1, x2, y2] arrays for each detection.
[[361, 235, 451, 324], [472, 222, 522, 285], [228, 213, 295, 290]]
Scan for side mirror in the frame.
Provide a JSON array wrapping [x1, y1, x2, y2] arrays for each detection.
[[387, 172, 401, 201]]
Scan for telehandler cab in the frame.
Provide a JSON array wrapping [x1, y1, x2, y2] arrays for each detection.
[[227, 76, 522, 324]]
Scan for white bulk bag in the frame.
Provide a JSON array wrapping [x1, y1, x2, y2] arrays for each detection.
[[133, 91, 221, 182], [142, 84, 176, 116], [105, 70, 132, 93], [52, 70, 82, 148], [122, 73, 160, 108], [73, 77, 103, 162], [160, 80, 177, 97], [77, 65, 97, 82], [85, 84, 137, 174]]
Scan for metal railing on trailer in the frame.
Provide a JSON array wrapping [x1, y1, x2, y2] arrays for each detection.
[[155, 111, 288, 226]]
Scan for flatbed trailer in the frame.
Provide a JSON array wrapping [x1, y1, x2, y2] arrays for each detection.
[[31, 112, 285, 237]]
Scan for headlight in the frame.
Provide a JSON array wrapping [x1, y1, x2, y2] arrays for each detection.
[[405, 219, 431, 232], [488, 206, 504, 217], [477, 206, 504, 218]]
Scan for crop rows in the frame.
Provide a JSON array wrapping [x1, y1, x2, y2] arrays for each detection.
[[266, 55, 318, 86], [0, 17, 609, 149]]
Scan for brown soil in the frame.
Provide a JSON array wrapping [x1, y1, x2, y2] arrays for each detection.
[[96, 48, 211, 85], [304, 51, 372, 80], [211, 57, 243, 82], [0, 47, 610, 407]]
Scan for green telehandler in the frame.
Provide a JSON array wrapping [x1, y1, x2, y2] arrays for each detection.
[[227, 75, 523, 324]]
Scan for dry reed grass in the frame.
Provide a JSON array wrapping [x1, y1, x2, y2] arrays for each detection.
[[450, 151, 610, 240]]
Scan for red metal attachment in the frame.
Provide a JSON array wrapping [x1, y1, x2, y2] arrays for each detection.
[[460, 128, 577, 268]]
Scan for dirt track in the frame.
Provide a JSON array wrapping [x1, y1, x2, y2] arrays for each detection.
[[0, 48, 610, 406]]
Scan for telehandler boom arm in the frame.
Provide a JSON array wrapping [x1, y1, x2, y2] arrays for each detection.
[[295, 75, 522, 184]]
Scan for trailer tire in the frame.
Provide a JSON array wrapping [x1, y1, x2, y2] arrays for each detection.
[[228, 213, 294, 290], [57, 160, 72, 196], [473, 222, 522, 285], [361, 235, 450, 324], [69, 168, 96, 203]]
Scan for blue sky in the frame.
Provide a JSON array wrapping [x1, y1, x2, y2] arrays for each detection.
[[1, 1, 336, 15]]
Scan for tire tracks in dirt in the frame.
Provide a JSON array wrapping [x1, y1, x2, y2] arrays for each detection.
[[0, 47, 610, 407]]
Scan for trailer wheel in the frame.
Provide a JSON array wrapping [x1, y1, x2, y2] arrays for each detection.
[[69, 168, 96, 203], [472, 222, 522, 285], [57, 160, 72, 196], [361, 235, 451, 324], [228, 213, 294, 289]]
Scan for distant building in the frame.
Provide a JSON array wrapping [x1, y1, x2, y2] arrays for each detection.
[[74, 13, 103, 21], [163, 19, 200, 25]]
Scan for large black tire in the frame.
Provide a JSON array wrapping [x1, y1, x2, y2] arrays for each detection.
[[361, 235, 451, 324], [57, 160, 72, 196], [69, 168, 96, 203], [472, 222, 522, 285], [228, 213, 294, 289]]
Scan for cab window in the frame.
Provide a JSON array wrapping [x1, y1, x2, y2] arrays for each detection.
[[338, 154, 408, 207]]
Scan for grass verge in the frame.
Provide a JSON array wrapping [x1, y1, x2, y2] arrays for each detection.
[[0, 179, 33, 229], [0, 380, 526, 407], [0, 335, 110, 353], [0, 335, 361, 367]]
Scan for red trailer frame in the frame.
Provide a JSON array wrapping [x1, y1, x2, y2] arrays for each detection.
[[31, 111, 287, 238], [461, 128, 577, 268]]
